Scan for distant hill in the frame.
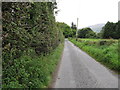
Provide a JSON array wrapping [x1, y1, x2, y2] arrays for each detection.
[[88, 23, 105, 33]]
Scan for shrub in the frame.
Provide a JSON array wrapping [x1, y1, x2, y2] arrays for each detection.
[[2, 2, 64, 88]]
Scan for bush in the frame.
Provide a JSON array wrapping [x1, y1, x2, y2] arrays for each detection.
[[99, 40, 107, 45], [2, 2, 64, 88], [3, 43, 64, 88]]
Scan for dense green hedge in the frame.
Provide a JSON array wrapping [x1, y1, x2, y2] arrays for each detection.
[[2, 2, 64, 88], [3, 43, 64, 88], [2, 2, 63, 55]]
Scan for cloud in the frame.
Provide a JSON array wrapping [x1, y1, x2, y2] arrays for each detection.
[[56, 0, 119, 28]]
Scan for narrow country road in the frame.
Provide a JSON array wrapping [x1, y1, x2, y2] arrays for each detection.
[[54, 39, 118, 88]]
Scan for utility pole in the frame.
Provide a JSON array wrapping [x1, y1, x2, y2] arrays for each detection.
[[76, 18, 79, 41]]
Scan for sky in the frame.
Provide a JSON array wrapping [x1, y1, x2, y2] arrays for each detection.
[[55, 0, 119, 29]]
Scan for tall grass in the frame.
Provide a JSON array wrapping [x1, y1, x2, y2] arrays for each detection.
[[3, 43, 64, 88], [69, 38, 119, 72]]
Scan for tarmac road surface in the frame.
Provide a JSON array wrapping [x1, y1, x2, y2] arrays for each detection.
[[54, 39, 118, 88]]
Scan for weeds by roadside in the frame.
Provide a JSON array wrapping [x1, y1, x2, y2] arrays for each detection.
[[69, 38, 119, 73]]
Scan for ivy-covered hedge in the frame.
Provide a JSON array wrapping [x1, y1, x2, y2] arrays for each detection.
[[2, 2, 64, 88], [2, 2, 63, 55]]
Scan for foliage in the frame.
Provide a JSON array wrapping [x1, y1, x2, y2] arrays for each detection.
[[102, 22, 116, 39], [69, 38, 119, 72], [2, 2, 63, 56], [71, 22, 77, 30], [3, 43, 64, 88], [98, 21, 120, 39], [2, 2, 64, 88], [57, 22, 76, 38], [79, 21, 120, 39], [77, 27, 97, 38], [70, 22, 77, 37]]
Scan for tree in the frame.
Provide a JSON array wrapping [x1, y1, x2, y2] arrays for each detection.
[[71, 22, 77, 30], [115, 21, 120, 39], [71, 22, 77, 37], [101, 21, 120, 39], [86, 31, 97, 38], [57, 22, 76, 38], [77, 27, 96, 38], [97, 26, 105, 38], [102, 21, 116, 39]]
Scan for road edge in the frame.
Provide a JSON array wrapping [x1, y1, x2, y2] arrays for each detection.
[[48, 42, 65, 88]]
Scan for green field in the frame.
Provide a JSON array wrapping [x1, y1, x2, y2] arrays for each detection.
[[69, 38, 119, 73]]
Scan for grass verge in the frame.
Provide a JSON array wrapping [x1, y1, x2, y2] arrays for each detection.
[[3, 43, 64, 88], [69, 38, 119, 73]]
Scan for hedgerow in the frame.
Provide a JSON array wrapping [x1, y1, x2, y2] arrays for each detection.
[[2, 2, 64, 88]]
